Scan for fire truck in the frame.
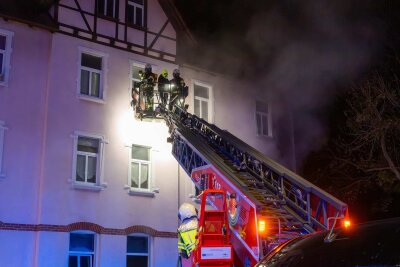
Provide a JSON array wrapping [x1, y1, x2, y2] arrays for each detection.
[[160, 105, 349, 267]]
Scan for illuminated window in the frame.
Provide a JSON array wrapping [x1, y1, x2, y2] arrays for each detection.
[[127, 0, 144, 27], [97, 0, 117, 18], [0, 29, 13, 85], [130, 62, 145, 92], [126, 235, 150, 267], [130, 145, 151, 191], [255, 100, 272, 137], [193, 81, 212, 122], [0, 121, 6, 178], [78, 49, 107, 100], [68, 232, 95, 267], [71, 132, 107, 190]]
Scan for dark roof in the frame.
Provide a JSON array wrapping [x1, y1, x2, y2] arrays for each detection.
[[0, 0, 58, 31], [157, 0, 196, 46]]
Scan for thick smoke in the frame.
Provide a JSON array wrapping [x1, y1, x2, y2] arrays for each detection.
[[181, 0, 384, 169]]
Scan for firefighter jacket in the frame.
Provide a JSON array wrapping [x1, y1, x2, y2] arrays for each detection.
[[177, 218, 198, 258]]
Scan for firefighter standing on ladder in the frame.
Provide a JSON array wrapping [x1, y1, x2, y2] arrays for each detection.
[[177, 203, 198, 266], [142, 63, 157, 112]]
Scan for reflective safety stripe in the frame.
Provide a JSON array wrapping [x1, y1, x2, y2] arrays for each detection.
[[178, 229, 198, 254]]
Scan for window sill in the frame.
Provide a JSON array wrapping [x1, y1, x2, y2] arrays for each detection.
[[71, 182, 108, 191], [77, 94, 105, 104], [125, 185, 159, 197], [126, 22, 146, 31], [97, 14, 119, 22]]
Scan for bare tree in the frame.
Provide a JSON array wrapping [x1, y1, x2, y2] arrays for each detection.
[[343, 71, 400, 185]]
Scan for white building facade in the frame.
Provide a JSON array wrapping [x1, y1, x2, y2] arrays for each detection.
[[0, 1, 291, 266]]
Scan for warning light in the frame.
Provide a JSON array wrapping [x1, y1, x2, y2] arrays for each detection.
[[259, 220, 266, 232], [343, 220, 351, 228]]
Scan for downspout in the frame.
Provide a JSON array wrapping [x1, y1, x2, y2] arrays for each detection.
[[33, 32, 53, 267]]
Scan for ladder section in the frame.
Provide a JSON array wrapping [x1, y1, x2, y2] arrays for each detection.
[[164, 106, 348, 232]]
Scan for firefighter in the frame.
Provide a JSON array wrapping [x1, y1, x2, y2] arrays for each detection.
[[177, 203, 198, 262], [141, 63, 157, 111], [169, 69, 188, 110], [158, 68, 170, 106]]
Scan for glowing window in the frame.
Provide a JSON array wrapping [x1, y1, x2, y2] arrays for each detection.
[[127, 235, 150, 267], [0, 28, 13, 85], [79, 52, 103, 99], [256, 100, 272, 137], [127, 0, 144, 27], [68, 232, 95, 267], [130, 145, 151, 190]]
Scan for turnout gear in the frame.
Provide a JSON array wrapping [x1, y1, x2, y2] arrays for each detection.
[[141, 65, 157, 112], [170, 69, 188, 110], [177, 203, 198, 259], [158, 68, 170, 106]]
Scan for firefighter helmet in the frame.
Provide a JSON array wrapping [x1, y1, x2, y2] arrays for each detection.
[[145, 63, 152, 74], [178, 203, 197, 221], [161, 68, 168, 78], [173, 68, 180, 79]]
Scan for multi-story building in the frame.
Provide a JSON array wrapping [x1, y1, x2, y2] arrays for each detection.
[[0, 1, 294, 266]]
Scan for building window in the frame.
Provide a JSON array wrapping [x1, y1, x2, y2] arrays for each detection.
[[0, 121, 6, 177], [255, 100, 272, 137], [126, 0, 144, 27], [131, 62, 145, 90], [127, 235, 150, 267], [97, 0, 117, 18], [68, 232, 95, 267], [130, 145, 151, 191], [0, 29, 13, 85], [193, 82, 212, 122], [79, 52, 103, 99], [71, 132, 107, 190]]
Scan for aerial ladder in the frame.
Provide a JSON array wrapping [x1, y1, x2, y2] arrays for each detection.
[[131, 83, 349, 267], [160, 105, 349, 267]]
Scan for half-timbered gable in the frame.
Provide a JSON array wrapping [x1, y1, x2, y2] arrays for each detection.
[[53, 0, 179, 62]]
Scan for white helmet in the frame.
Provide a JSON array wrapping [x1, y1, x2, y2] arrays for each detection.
[[178, 203, 197, 221]]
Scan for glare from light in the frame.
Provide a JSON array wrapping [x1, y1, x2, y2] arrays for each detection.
[[343, 220, 351, 228], [116, 107, 172, 159], [259, 220, 266, 232]]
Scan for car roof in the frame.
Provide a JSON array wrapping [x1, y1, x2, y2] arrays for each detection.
[[257, 217, 400, 267]]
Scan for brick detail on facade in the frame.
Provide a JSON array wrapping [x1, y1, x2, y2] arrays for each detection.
[[0, 221, 177, 238]]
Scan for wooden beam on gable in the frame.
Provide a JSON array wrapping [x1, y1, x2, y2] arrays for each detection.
[[148, 19, 169, 49], [73, 0, 92, 33]]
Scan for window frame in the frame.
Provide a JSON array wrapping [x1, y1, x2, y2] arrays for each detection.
[[126, 0, 145, 27], [70, 131, 108, 190], [129, 60, 145, 93], [77, 47, 108, 103], [97, 0, 118, 19], [255, 100, 273, 137], [129, 144, 152, 192], [192, 80, 213, 123], [68, 231, 96, 267], [0, 28, 14, 86], [0, 121, 7, 178], [126, 234, 151, 267]]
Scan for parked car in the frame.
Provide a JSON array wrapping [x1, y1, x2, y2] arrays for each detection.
[[255, 217, 400, 267]]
